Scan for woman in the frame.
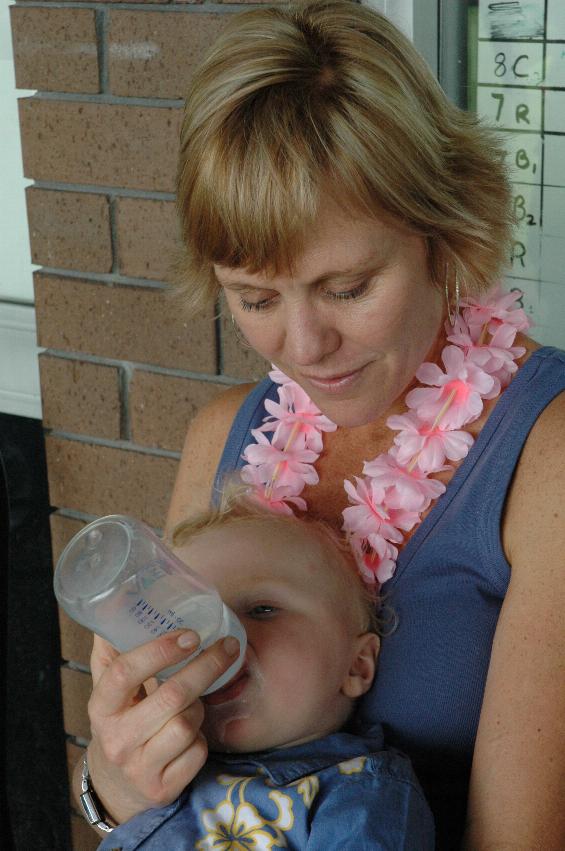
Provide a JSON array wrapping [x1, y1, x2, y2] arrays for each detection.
[[75, 2, 565, 848]]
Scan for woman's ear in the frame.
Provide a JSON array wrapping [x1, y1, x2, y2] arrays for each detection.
[[341, 633, 380, 699]]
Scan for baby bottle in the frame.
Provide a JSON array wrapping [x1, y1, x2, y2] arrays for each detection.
[[53, 515, 246, 693]]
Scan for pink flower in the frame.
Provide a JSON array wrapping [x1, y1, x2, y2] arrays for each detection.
[[387, 410, 474, 473], [349, 532, 399, 586], [342, 476, 419, 541], [406, 345, 494, 429], [466, 324, 526, 388], [461, 286, 530, 335], [242, 430, 319, 490], [446, 313, 492, 348], [240, 466, 307, 515], [269, 365, 293, 385], [362, 450, 446, 511], [447, 316, 525, 391], [256, 382, 337, 453]]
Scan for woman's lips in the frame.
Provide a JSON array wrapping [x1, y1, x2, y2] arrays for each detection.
[[203, 667, 249, 706], [301, 364, 367, 393]]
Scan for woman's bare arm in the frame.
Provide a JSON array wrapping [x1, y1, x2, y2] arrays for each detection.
[[463, 392, 565, 849], [165, 382, 255, 536]]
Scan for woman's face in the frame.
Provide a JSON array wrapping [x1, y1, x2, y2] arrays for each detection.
[[216, 200, 445, 427]]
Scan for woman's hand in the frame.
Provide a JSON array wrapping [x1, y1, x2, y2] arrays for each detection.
[[80, 629, 241, 827]]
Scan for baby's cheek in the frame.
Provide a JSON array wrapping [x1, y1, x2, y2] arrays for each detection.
[[273, 642, 326, 695]]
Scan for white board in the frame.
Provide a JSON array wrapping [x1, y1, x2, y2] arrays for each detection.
[[477, 0, 565, 348]]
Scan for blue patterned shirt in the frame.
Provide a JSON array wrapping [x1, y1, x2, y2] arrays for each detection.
[[98, 725, 434, 850]]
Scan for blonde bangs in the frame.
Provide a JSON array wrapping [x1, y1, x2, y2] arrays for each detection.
[[176, 1, 513, 312]]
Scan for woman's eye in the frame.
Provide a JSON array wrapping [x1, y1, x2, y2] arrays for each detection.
[[239, 295, 277, 312], [325, 280, 371, 301], [247, 604, 278, 618]]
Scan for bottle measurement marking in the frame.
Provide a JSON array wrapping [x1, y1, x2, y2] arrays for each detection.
[[130, 598, 182, 633]]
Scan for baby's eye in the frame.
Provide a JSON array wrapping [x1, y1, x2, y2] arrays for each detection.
[[247, 604, 278, 619]]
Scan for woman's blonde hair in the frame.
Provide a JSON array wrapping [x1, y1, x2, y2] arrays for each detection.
[[176, 0, 513, 311]]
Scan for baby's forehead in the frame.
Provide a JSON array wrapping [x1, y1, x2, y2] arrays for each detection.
[[179, 518, 348, 593]]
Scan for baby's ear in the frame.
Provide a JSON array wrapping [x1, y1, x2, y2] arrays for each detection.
[[341, 633, 380, 699]]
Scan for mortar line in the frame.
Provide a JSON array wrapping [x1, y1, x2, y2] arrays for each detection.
[[32, 181, 176, 200], [40, 349, 245, 384]]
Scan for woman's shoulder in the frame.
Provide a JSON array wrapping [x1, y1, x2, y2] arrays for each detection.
[[166, 381, 257, 532], [197, 381, 259, 422], [186, 380, 260, 463], [508, 376, 565, 496], [502, 349, 565, 571]]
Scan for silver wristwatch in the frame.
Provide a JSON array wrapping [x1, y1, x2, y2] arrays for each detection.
[[80, 754, 115, 833]]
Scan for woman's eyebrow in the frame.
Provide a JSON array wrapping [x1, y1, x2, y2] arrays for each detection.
[[215, 254, 386, 290]]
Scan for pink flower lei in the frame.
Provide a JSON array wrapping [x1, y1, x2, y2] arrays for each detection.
[[240, 287, 531, 587]]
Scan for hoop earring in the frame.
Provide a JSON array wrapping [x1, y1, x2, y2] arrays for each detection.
[[445, 271, 460, 327], [231, 314, 251, 349]]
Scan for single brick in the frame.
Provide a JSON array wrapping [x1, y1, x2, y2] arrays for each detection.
[[34, 274, 217, 373], [19, 99, 181, 192], [50, 512, 86, 564], [10, 6, 99, 93], [46, 436, 178, 528], [26, 188, 112, 273], [116, 197, 181, 281], [109, 11, 229, 99], [60, 665, 92, 741], [220, 310, 270, 380], [40, 354, 121, 439], [130, 370, 227, 452]]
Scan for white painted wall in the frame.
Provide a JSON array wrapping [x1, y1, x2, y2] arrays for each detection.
[[0, 0, 42, 418], [0, 0, 36, 303]]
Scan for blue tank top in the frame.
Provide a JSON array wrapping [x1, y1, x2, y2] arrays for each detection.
[[213, 346, 565, 848]]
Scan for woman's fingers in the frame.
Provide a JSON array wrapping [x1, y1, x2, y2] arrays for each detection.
[[160, 731, 209, 799], [90, 634, 121, 687], [124, 636, 241, 743], [140, 700, 206, 778], [84, 634, 241, 821], [89, 630, 201, 719]]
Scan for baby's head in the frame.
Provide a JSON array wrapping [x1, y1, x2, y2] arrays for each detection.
[[171, 503, 380, 754]]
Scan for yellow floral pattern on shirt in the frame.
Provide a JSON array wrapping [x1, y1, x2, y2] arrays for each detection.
[[337, 756, 367, 775], [287, 775, 320, 808], [196, 775, 295, 850]]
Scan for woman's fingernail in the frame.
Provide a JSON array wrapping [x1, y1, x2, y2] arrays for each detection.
[[223, 636, 240, 656], [177, 630, 200, 650]]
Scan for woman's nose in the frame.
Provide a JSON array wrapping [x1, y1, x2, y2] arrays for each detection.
[[282, 304, 340, 366]]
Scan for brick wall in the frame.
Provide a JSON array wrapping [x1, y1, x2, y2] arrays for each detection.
[[10, 2, 269, 846]]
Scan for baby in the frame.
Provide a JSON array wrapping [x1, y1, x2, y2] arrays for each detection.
[[97, 504, 434, 850]]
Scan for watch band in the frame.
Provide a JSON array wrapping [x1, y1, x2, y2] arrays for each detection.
[[80, 754, 116, 833]]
